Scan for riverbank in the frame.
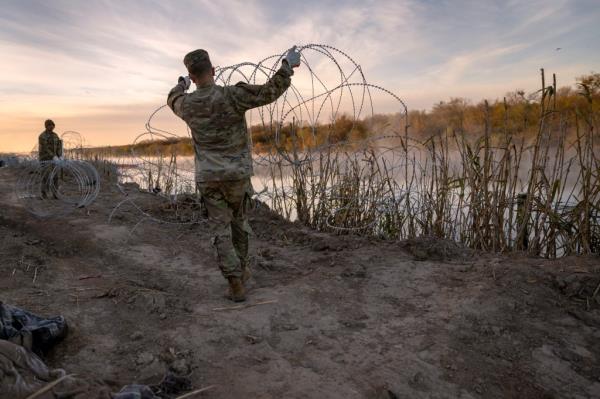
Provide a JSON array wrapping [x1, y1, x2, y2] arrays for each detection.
[[1, 166, 599, 398]]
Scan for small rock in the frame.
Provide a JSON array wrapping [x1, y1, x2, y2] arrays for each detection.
[[341, 266, 367, 278], [138, 360, 164, 384], [569, 282, 582, 294], [554, 277, 567, 290], [159, 347, 176, 363], [259, 260, 274, 271], [136, 352, 154, 366], [340, 320, 367, 329], [260, 248, 274, 260], [412, 248, 428, 261], [245, 335, 263, 344], [412, 372, 423, 383], [130, 331, 143, 341], [159, 313, 167, 320], [564, 274, 579, 284], [276, 323, 299, 332], [170, 358, 190, 375], [311, 242, 330, 252]]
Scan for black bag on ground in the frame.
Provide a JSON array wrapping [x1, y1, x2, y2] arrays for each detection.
[[0, 302, 68, 354]]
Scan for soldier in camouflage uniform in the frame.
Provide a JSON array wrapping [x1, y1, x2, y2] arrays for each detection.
[[168, 47, 301, 302], [38, 119, 63, 199]]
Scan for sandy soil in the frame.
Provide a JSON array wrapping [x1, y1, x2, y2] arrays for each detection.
[[1, 166, 599, 399]]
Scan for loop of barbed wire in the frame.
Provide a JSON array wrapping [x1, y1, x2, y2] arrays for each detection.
[[16, 159, 100, 218], [108, 43, 411, 231]]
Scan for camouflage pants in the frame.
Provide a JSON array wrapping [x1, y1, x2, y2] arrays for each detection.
[[197, 178, 253, 279], [40, 164, 59, 199]]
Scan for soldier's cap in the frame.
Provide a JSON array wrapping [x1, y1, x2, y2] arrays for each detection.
[[44, 119, 55, 127], [183, 49, 211, 71]]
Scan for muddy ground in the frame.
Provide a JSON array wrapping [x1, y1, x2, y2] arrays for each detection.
[[1, 166, 599, 399]]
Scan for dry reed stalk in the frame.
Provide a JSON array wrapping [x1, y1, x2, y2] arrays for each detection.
[[25, 374, 75, 399], [174, 385, 217, 398], [213, 299, 277, 312]]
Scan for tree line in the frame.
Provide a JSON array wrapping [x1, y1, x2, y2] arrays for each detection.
[[78, 72, 599, 157]]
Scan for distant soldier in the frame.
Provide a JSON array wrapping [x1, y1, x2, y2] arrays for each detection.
[[38, 119, 63, 199], [167, 47, 301, 302]]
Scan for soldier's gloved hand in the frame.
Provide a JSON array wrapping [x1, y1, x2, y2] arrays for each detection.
[[178, 75, 191, 91], [284, 46, 301, 68]]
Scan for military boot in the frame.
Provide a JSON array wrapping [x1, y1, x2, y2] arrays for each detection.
[[226, 277, 246, 302], [241, 264, 252, 283]]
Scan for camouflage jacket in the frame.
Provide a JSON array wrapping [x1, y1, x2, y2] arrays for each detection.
[[38, 131, 62, 161], [167, 64, 293, 182]]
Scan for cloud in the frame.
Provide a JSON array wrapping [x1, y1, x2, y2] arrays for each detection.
[[1, 0, 599, 151]]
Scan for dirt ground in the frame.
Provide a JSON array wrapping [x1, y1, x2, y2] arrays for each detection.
[[1, 166, 600, 399]]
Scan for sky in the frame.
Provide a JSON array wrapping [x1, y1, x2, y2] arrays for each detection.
[[1, 0, 599, 153]]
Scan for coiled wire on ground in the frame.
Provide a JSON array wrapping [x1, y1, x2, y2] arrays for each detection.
[[16, 159, 100, 218]]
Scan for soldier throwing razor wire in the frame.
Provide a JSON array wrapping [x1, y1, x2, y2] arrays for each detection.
[[167, 46, 301, 302]]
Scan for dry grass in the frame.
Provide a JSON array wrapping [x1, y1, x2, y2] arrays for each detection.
[[74, 70, 598, 259], [266, 70, 599, 258]]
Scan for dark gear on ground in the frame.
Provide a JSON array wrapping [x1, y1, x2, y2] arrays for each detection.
[[114, 372, 192, 399], [0, 303, 111, 399], [0, 303, 193, 399], [0, 302, 68, 354], [0, 339, 113, 399], [167, 48, 295, 300]]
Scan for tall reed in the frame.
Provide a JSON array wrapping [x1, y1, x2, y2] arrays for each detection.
[[265, 70, 599, 258]]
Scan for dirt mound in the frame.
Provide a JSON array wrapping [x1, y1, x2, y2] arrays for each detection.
[[400, 235, 472, 262]]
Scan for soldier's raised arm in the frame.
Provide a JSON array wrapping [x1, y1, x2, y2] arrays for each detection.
[[167, 76, 191, 119], [226, 46, 301, 113]]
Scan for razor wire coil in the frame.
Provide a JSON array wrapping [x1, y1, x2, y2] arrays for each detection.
[[15, 159, 100, 218], [108, 43, 410, 230]]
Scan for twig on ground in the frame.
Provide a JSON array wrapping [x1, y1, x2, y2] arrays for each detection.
[[592, 281, 600, 299], [174, 385, 217, 398], [213, 299, 278, 312], [25, 374, 75, 399], [68, 294, 80, 307], [78, 274, 102, 280]]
